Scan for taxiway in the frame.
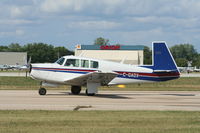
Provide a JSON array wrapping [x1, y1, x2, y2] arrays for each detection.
[[0, 90, 200, 111]]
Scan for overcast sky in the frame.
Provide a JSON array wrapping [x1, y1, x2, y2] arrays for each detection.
[[1, 0, 200, 51]]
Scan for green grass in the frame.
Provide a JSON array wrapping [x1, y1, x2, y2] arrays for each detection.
[[0, 77, 200, 91], [0, 77, 40, 90], [0, 110, 200, 133]]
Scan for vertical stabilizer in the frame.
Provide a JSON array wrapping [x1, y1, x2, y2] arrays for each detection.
[[153, 42, 179, 72]]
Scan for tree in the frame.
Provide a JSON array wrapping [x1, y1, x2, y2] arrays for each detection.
[[8, 43, 22, 52], [170, 44, 198, 61], [192, 54, 200, 67], [170, 44, 198, 67], [0, 43, 75, 63], [143, 46, 152, 65], [23, 43, 56, 63], [54, 46, 74, 60], [94, 37, 109, 46], [0, 46, 9, 52], [175, 58, 188, 67]]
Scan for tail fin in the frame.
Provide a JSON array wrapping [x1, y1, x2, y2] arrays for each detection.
[[152, 42, 179, 72]]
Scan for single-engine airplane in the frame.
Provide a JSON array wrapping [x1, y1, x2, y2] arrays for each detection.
[[29, 42, 180, 96]]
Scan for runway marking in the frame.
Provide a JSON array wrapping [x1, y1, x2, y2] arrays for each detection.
[[73, 105, 92, 111]]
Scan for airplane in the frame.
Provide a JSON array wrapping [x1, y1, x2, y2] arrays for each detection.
[[0, 64, 13, 71], [11, 57, 31, 71], [29, 42, 180, 96], [194, 67, 200, 72]]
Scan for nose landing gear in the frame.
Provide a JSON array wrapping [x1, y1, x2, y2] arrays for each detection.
[[39, 88, 46, 95]]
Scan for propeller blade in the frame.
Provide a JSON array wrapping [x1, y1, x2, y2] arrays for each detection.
[[25, 57, 32, 78], [27, 56, 31, 66]]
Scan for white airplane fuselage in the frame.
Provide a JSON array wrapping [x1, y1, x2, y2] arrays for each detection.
[[31, 58, 159, 85], [30, 42, 180, 96]]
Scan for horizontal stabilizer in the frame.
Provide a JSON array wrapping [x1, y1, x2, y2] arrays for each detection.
[[153, 70, 178, 73]]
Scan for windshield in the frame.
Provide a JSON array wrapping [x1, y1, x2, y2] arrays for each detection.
[[55, 57, 65, 65]]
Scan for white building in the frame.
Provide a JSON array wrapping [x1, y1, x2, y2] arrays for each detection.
[[0, 52, 27, 65], [75, 45, 144, 65]]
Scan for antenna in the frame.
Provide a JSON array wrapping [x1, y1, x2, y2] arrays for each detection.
[[120, 55, 127, 64], [138, 51, 141, 65], [78, 51, 86, 57]]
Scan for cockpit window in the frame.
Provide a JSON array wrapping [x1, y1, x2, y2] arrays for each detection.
[[81, 60, 89, 68], [90, 61, 99, 68], [65, 59, 79, 67], [55, 57, 65, 65]]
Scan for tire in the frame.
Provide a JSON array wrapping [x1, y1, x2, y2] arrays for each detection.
[[39, 88, 46, 95], [85, 89, 95, 96], [71, 86, 81, 95]]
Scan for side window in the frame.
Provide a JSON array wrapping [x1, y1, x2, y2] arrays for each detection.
[[90, 61, 99, 68], [55, 57, 65, 65], [81, 60, 89, 68], [65, 59, 79, 67]]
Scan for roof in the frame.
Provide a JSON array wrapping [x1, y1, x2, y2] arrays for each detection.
[[76, 45, 144, 50]]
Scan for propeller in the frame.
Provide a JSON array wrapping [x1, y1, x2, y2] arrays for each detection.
[[25, 57, 32, 78]]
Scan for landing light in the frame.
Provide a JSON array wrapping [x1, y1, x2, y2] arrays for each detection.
[[117, 85, 126, 88]]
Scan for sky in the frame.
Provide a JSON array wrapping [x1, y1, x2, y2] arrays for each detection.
[[1, 0, 200, 51]]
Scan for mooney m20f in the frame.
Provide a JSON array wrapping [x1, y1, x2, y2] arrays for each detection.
[[30, 42, 180, 96]]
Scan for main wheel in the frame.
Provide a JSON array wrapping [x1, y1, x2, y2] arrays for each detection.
[[71, 86, 81, 95], [85, 89, 95, 96], [39, 88, 46, 95]]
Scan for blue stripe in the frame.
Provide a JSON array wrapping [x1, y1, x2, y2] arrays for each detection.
[[33, 68, 89, 74], [117, 75, 179, 82]]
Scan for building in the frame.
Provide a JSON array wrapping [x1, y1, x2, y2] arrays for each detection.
[[0, 52, 27, 65], [75, 45, 144, 65]]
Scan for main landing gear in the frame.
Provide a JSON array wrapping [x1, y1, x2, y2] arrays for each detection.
[[71, 86, 81, 95], [71, 86, 96, 96], [39, 88, 46, 95], [85, 89, 95, 96]]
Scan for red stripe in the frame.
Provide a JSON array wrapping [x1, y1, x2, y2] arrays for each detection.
[[116, 71, 180, 77]]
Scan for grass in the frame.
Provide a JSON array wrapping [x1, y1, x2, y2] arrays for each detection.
[[0, 78, 200, 133], [0, 77, 200, 91], [0, 110, 200, 133], [104, 77, 200, 91]]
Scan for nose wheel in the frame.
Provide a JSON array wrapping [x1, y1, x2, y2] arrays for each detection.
[[39, 88, 46, 95]]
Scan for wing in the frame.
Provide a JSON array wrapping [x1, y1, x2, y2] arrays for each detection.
[[64, 72, 118, 86]]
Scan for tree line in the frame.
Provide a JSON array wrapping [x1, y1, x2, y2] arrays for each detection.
[[144, 44, 200, 67], [0, 37, 199, 67], [0, 43, 74, 63]]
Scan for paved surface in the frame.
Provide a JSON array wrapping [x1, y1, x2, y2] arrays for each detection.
[[181, 73, 200, 77], [0, 72, 28, 77], [0, 90, 200, 111]]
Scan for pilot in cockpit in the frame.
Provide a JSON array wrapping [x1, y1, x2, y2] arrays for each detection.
[[65, 59, 75, 67]]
